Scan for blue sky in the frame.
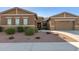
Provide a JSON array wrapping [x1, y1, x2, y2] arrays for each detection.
[[0, 7, 79, 17]]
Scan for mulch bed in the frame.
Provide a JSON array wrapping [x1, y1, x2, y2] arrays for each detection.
[[0, 32, 69, 43]]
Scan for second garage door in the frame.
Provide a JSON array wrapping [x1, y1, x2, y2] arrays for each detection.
[[55, 21, 74, 30]]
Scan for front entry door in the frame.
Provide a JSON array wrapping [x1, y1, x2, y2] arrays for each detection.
[[37, 23, 41, 30]]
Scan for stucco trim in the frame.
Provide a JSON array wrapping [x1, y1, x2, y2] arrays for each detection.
[[75, 25, 79, 27], [1, 14, 35, 15], [54, 19, 75, 21], [0, 25, 36, 27], [50, 17, 78, 18]]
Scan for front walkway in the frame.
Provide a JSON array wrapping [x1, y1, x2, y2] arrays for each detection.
[[52, 30, 79, 41]]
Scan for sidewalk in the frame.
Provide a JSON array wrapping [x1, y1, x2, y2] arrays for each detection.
[[0, 42, 77, 51]]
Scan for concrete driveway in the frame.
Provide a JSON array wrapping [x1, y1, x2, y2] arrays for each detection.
[[0, 42, 78, 51]]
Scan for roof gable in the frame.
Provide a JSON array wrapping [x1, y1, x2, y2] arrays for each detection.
[[0, 7, 36, 14], [51, 12, 77, 17]]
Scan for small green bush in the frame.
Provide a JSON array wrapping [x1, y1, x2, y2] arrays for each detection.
[[17, 27, 24, 32], [25, 27, 35, 36], [0, 27, 3, 32], [24, 27, 29, 31], [34, 28, 38, 33], [5, 28, 16, 35]]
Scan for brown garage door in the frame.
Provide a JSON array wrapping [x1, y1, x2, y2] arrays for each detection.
[[55, 21, 74, 30]]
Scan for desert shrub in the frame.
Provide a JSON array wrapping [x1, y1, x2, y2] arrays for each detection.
[[24, 27, 29, 31], [24, 27, 35, 36], [34, 28, 38, 33], [17, 26, 24, 32], [0, 27, 3, 32], [5, 28, 16, 35]]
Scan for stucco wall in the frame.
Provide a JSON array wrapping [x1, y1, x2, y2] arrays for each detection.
[[0, 15, 36, 25], [48, 18, 77, 30]]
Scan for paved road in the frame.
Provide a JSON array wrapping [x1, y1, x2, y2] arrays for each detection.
[[0, 42, 78, 51]]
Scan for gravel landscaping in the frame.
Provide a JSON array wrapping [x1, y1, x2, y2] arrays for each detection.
[[0, 32, 67, 43]]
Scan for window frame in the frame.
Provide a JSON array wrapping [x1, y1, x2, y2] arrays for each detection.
[[15, 17, 20, 25], [6, 17, 12, 25], [23, 17, 28, 25]]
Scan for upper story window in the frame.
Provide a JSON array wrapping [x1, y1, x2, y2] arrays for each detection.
[[15, 17, 20, 25], [23, 17, 28, 25]]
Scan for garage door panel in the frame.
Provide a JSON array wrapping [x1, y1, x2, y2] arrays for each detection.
[[55, 21, 74, 30]]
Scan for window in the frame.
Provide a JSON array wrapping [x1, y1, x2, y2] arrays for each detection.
[[7, 18, 12, 25], [15, 17, 20, 25], [23, 17, 28, 25]]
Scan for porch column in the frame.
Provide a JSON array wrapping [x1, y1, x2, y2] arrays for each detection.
[[12, 16, 15, 25], [0, 14, 1, 25], [20, 16, 23, 25]]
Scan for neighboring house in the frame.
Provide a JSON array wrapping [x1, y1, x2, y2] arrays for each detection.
[[0, 7, 38, 30], [47, 12, 79, 30]]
